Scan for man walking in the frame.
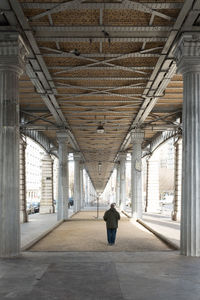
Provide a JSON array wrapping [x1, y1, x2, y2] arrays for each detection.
[[103, 203, 120, 245]]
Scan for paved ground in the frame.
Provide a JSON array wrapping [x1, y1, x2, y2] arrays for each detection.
[[1, 251, 200, 300], [123, 209, 180, 249], [141, 212, 180, 248], [21, 209, 74, 249], [1, 209, 198, 300], [30, 212, 169, 252]]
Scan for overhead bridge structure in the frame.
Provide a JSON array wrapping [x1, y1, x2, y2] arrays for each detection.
[[0, 0, 200, 257]]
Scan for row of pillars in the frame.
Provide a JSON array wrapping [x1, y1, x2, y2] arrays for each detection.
[[115, 131, 146, 219], [115, 137, 182, 221], [0, 32, 200, 256], [19, 134, 96, 224]]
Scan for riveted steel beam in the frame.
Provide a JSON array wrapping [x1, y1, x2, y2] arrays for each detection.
[[22, 1, 183, 10]]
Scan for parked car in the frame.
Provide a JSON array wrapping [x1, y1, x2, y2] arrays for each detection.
[[32, 202, 40, 213], [26, 203, 34, 214]]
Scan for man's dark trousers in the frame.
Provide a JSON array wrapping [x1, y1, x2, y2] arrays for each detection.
[[107, 228, 117, 244]]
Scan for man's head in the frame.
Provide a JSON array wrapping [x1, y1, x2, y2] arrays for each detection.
[[110, 203, 116, 209]]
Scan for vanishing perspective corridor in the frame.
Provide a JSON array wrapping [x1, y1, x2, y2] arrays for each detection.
[[30, 211, 169, 252]]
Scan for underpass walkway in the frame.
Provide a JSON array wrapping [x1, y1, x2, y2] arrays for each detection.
[[4, 211, 198, 300], [29, 211, 169, 252]]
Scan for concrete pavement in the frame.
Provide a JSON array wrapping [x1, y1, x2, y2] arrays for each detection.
[[1, 251, 200, 299], [21, 209, 74, 250], [21, 209, 180, 251], [123, 210, 180, 250], [0, 210, 198, 300], [140, 212, 180, 249]]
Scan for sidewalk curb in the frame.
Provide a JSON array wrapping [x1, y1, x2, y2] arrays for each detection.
[[121, 210, 131, 218], [137, 219, 180, 251], [21, 219, 64, 251]]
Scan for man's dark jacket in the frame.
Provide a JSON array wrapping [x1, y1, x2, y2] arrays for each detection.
[[103, 208, 120, 229]]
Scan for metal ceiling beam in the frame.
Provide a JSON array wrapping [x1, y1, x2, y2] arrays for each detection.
[[61, 110, 135, 114], [151, 107, 182, 113], [142, 125, 181, 131], [131, 1, 194, 127], [52, 77, 149, 81], [143, 129, 182, 156], [20, 108, 50, 113], [34, 26, 171, 38], [57, 93, 143, 100], [9, 0, 82, 153], [22, 2, 183, 10], [21, 111, 54, 125], [28, 0, 173, 21], [25, 63, 64, 125], [116, 0, 193, 156], [33, 25, 171, 32], [40, 46, 163, 57], [56, 83, 145, 90], [49, 49, 157, 75], [135, 62, 177, 127], [56, 82, 144, 93], [43, 52, 160, 58], [21, 124, 128, 131], [51, 66, 152, 76], [144, 111, 181, 126], [21, 90, 143, 100], [61, 111, 133, 115], [38, 37, 166, 43], [20, 124, 62, 131], [49, 66, 152, 70], [7, 1, 65, 127], [58, 99, 142, 103], [21, 128, 56, 153], [67, 117, 130, 121], [72, 121, 131, 125]]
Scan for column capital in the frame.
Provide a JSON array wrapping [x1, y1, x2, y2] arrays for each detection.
[[0, 32, 29, 75], [174, 33, 200, 74], [118, 152, 127, 161], [115, 161, 120, 168], [131, 129, 144, 143], [56, 131, 69, 143], [73, 152, 82, 161]]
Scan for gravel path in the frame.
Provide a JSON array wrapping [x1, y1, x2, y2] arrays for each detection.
[[30, 211, 170, 252]]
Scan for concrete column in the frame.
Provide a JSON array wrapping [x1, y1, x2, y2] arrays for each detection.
[[40, 153, 54, 214], [80, 164, 84, 208], [84, 172, 88, 206], [119, 153, 126, 210], [86, 173, 89, 205], [145, 156, 150, 213], [88, 177, 92, 205], [19, 137, 28, 223], [116, 163, 120, 206], [53, 157, 59, 210], [174, 33, 200, 256], [131, 130, 144, 219], [146, 152, 160, 213], [0, 33, 28, 257], [172, 138, 182, 221], [57, 131, 69, 221], [73, 153, 81, 212]]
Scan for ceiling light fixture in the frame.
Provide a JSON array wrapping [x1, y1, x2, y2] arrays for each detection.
[[97, 123, 105, 133], [98, 162, 102, 175], [70, 48, 80, 56]]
